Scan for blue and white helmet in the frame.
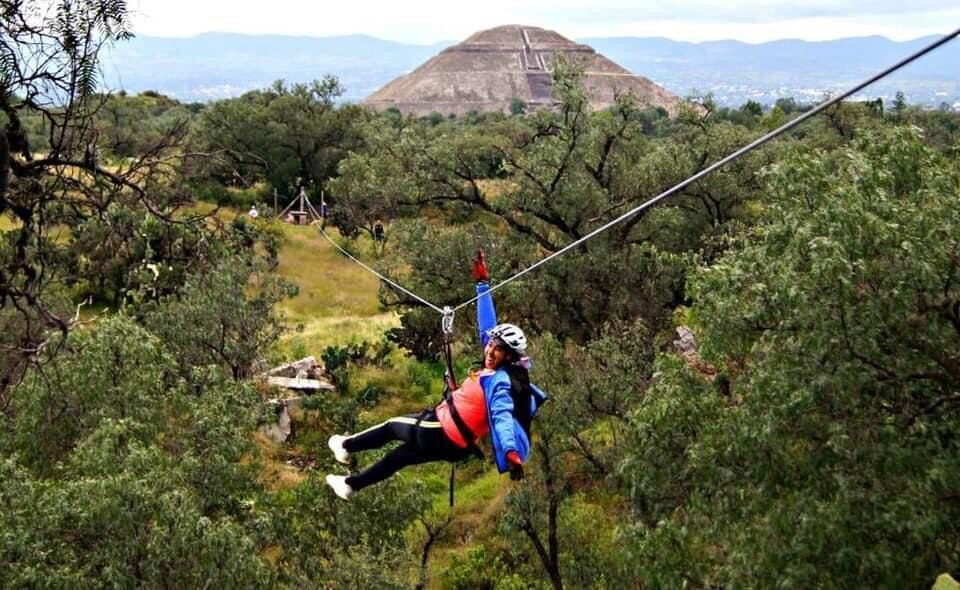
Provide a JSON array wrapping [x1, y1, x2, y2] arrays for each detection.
[[488, 323, 527, 355]]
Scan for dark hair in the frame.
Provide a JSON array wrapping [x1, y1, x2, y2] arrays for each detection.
[[489, 336, 521, 362]]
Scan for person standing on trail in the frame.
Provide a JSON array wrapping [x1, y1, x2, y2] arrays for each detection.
[[325, 249, 547, 500]]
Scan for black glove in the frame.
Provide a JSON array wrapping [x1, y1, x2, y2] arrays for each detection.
[[506, 450, 524, 481]]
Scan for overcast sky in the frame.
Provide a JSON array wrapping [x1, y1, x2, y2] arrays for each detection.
[[128, 0, 959, 44]]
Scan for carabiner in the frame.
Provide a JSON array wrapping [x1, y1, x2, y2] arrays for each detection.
[[441, 306, 455, 335]]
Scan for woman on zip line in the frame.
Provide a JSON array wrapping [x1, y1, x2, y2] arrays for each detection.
[[325, 248, 547, 500]]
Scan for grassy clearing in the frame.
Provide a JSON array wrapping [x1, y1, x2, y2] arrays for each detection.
[[274, 223, 382, 319], [271, 222, 400, 353], [417, 468, 511, 588], [0, 215, 20, 231], [283, 312, 399, 359]]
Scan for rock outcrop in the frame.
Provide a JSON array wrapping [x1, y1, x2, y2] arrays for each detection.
[[259, 356, 335, 443]]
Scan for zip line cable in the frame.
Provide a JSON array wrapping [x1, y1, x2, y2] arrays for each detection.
[[318, 228, 446, 314], [453, 26, 960, 312], [320, 26, 960, 320]]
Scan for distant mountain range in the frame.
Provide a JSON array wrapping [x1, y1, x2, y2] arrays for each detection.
[[102, 34, 448, 103], [101, 32, 960, 108]]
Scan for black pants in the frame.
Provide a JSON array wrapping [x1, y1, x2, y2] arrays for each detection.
[[343, 409, 471, 491]]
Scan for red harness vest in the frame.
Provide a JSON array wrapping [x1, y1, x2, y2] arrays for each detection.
[[436, 370, 493, 448]]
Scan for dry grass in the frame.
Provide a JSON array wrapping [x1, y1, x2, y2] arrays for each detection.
[[0, 215, 20, 231], [253, 430, 307, 490], [285, 312, 400, 353], [272, 223, 398, 353], [275, 224, 382, 317]]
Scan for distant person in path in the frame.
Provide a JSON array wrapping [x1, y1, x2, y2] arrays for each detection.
[[248, 205, 258, 219], [325, 249, 547, 500], [373, 220, 385, 243]]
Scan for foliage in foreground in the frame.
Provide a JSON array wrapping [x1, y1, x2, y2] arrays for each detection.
[[0, 298, 429, 588], [0, 315, 275, 587], [620, 127, 960, 587]]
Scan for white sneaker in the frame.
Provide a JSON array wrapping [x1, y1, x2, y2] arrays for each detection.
[[325, 474, 353, 500], [328, 434, 351, 464]]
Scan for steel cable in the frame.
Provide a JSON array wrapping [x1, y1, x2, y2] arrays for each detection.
[[318, 27, 960, 319]]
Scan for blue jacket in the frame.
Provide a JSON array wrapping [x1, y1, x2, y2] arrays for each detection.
[[474, 282, 548, 473]]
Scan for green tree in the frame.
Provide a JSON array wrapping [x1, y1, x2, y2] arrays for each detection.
[[774, 97, 800, 114], [94, 91, 195, 159], [494, 331, 645, 589], [0, 316, 274, 587], [0, 0, 201, 406], [892, 90, 908, 119], [510, 98, 527, 116], [143, 257, 296, 380], [263, 473, 427, 587], [192, 77, 365, 197], [740, 99, 763, 119], [621, 126, 960, 586]]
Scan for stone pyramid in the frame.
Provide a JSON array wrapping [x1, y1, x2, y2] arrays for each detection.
[[364, 25, 683, 116]]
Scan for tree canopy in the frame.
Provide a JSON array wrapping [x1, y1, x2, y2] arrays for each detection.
[[2, 5, 959, 585]]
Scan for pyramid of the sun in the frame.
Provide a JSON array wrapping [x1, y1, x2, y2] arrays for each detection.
[[364, 25, 684, 116]]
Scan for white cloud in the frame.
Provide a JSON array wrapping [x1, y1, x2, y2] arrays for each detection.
[[574, 11, 960, 43], [128, 0, 960, 43]]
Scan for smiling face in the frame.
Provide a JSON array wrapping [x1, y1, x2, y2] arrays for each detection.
[[484, 339, 512, 370]]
